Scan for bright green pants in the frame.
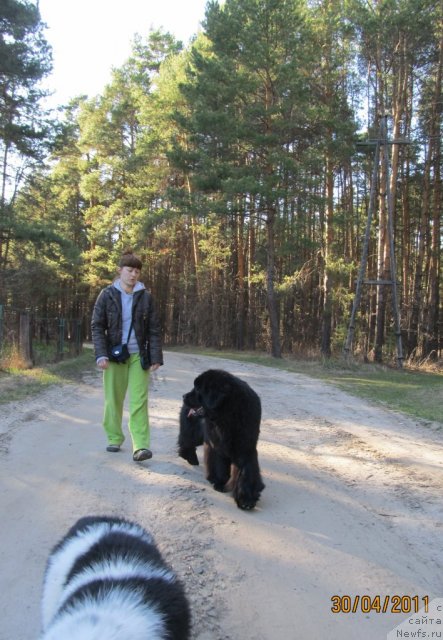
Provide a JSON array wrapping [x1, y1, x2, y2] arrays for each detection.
[[102, 353, 150, 451]]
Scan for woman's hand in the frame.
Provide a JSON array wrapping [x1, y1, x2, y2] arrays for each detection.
[[97, 357, 110, 370]]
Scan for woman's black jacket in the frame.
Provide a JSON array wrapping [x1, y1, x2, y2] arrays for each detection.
[[91, 285, 163, 366]]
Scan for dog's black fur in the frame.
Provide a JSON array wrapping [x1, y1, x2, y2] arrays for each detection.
[[40, 516, 191, 640], [179, 369, 264, 510]]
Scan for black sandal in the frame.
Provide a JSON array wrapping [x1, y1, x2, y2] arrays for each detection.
[[106, 445, 121, 453], [133, 448, 152, 462]]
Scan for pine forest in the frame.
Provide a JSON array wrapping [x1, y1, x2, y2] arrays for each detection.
[[1, 0, 442, 364]]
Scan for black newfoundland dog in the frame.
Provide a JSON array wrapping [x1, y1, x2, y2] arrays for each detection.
[[178, 369, 265, 510]]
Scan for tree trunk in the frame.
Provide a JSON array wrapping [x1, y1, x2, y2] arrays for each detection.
[[19, 312, 33, 368], [374, 138, 389, 363], [247, 209, 257, 350], [422, 29, 443, 358], [409, 137, 432, 358], [236, 203, 246, 350], [321, 151, 334, 358], [266, 206, 281, 358]]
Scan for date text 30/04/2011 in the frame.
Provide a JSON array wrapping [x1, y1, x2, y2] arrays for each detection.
[[331, 595, 430, 614]]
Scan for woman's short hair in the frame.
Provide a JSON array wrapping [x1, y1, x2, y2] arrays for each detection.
[[119, 250, 142, 270]]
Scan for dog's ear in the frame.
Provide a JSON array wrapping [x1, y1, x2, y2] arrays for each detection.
[[202, 390, 225, 410], [200, 383, 229, 411]]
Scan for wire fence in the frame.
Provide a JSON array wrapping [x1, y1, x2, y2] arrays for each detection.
[[0, 305, 83, 368]]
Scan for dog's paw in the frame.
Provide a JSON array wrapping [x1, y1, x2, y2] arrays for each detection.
[[209, 475, 230, 492], [179, 448, 199, 466], [238, 502, 256, 510], [234, 485, 263, 510], [236, 496, 258, 510]]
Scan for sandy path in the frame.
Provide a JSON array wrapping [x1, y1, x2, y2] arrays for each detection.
[[0, 351, 442, 640]]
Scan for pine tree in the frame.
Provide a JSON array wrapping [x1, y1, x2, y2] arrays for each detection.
[[0, 0, 52, 301], [174, 0, 320, 356]]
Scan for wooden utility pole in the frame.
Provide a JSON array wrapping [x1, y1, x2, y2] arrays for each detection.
[[343, 115, 405, 368], [19, 312, 33, 368]]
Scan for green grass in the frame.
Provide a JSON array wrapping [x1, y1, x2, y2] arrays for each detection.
[[322, 368, 442, 424], [0, 350, 95, 404], [1, 345, 442, 428]]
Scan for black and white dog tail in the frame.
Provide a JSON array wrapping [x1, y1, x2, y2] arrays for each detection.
[[40, 516, 191, 640]]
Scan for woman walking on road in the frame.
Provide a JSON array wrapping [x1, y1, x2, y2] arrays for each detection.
[[91, 250, 163, 462]]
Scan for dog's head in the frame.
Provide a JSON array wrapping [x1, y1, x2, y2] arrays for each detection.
[[183, 369, 232, 413]]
